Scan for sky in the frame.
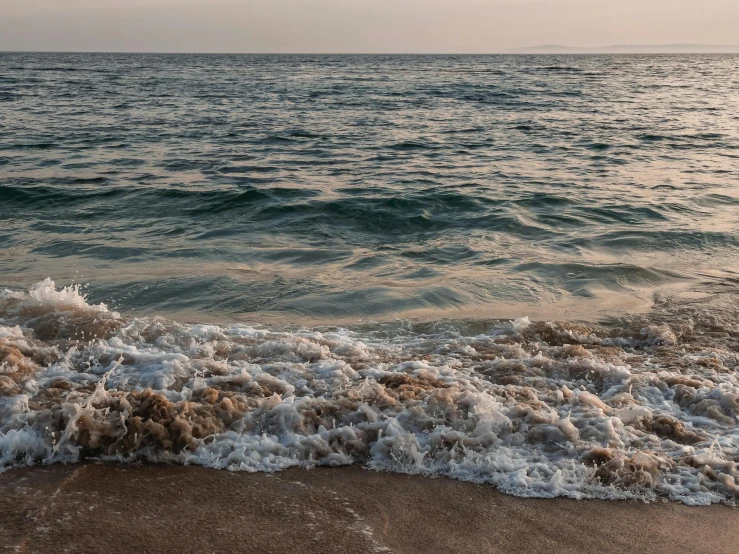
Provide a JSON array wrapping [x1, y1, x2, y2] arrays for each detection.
[[0, 0, 738, 53]]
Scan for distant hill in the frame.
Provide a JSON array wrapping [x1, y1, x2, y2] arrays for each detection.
[[511, 44, 739, 54]]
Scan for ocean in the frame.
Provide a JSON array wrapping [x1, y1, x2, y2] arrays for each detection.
[[1, 53, 738, 504]]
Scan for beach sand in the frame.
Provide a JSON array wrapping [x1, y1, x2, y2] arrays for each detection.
[[1, 464, 736, 553]]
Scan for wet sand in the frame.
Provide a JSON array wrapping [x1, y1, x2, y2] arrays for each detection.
[[1, 465, 737, 553]]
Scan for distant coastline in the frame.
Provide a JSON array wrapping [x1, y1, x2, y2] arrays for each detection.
[[511, 43, 739, 54]]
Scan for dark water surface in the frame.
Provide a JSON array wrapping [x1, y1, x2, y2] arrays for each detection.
[[4, 54, 739, 504], [1, 53, 738, 323]]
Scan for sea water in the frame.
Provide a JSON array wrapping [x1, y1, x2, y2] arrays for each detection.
[[1, 53, 738, 504]]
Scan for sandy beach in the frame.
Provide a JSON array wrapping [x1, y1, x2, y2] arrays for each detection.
[[1, 464, 736, 553]]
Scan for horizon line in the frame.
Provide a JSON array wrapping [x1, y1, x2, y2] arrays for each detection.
[[2, 50, 739, 56]]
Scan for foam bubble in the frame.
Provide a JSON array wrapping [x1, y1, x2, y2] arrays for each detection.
[[0, 280, 738, 505]]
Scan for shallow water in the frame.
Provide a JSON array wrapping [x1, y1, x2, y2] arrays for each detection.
[[1, 279, 739, 505], [1, 54, 739, 504], [1, 53, 738, 323]]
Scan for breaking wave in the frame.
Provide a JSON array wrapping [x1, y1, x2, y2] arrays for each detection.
[[1, 279, 738, 505]]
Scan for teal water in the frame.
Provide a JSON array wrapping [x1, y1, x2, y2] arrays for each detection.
[[3, 54, 739, 504], [1, 53, 738, 323]]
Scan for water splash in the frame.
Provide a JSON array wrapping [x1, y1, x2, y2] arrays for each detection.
[[1, 280, 738, 505]]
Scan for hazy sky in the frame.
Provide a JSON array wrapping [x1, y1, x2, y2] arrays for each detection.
[[1, 0, 737, 53]]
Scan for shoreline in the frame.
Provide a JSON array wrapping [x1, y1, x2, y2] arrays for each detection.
[[1, 464, 737, 554]]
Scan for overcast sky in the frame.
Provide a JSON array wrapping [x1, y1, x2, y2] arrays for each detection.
[[1, 0, 737, 53]]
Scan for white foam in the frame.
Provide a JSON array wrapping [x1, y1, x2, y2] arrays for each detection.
[[1, 278, 112, 315], [0, 280, 738, 505]]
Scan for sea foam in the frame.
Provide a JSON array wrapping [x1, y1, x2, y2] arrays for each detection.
[[1, 280, 738, 505]]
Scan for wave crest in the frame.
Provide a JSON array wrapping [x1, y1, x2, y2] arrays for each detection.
[[1, 280, 738, 505]]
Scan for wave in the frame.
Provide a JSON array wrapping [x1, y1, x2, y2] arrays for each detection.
[[0, 183, 123, 207], [1, 279, 738, 505]]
